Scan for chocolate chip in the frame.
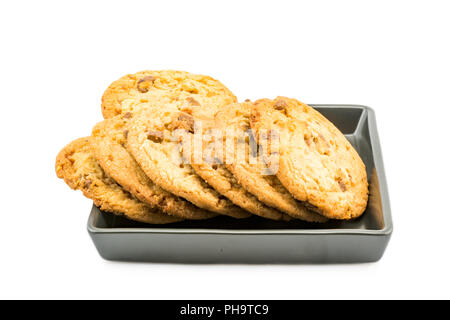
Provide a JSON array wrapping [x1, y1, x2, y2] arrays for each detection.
[[186, 97, 200, 106], [173, 113, 195, 133], [147, 130, 164, 143], [250, 112, 260, 124], [137, 76, 156, 93], [84, 179, 92, 188], [274, 100, 287, 110], [338, 180, 347, 192], [123, 112, 132, 119], [123, 130, 129, 138], [303, 201, 322, 214], [304, 133, 312, 146]]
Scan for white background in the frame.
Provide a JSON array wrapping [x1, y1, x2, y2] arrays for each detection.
[[1, 0, 449, 299]]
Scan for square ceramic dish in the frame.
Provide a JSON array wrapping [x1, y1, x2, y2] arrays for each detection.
[[88, 105, 392, 263]]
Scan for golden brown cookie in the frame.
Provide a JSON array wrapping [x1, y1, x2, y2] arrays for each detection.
[[215, 102, 327, 223], [126, 109, 250, 218], [91, 116, 217, 220], [101, 70, 237, 120], [55, 137, 182, 224], [250, 97, 369, 219]]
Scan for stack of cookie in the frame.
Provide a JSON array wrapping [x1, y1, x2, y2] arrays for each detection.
[[56, 70, 368, 224]]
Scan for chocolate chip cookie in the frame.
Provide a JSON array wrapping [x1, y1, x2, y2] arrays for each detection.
[[250, 97, 368, 219], [55, 137, 182, 224], [216, 102, 327, 222], [101, 70, 237, 120]]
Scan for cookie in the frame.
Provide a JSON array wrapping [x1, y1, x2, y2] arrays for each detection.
[[91, 116, 217, 220], [250, 97, 369, 219], [55, 137, 182, 224], [126, 109, 250, 218], [101, 70, 237, 120], [215, 102, 327, 223]]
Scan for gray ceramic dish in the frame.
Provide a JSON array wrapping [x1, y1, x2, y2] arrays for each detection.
[[88, 105, 392, 263]]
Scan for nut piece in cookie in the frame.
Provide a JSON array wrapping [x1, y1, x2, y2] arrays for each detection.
[[137, 76, 156, 93], [173, 113, 195, 133], [147, 130, 164, 143]]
